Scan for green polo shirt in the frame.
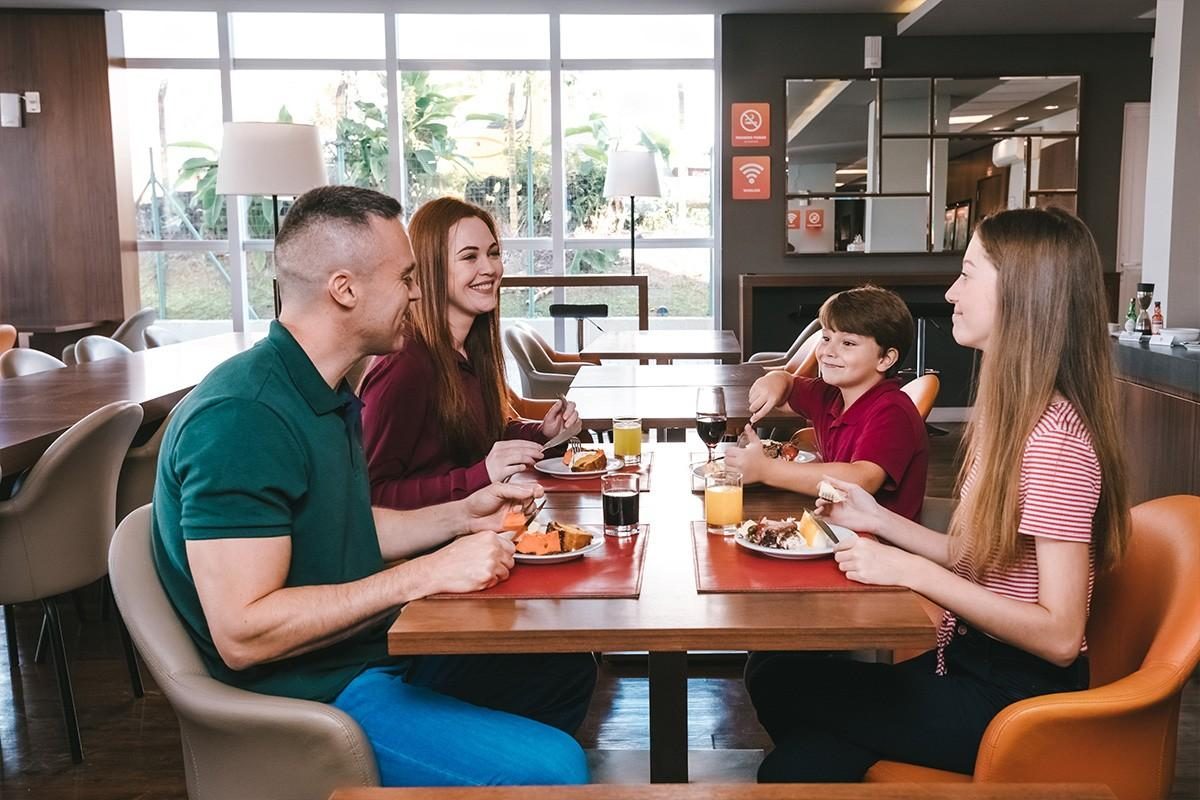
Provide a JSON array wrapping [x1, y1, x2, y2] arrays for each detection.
[[152, 322, 390, 702]]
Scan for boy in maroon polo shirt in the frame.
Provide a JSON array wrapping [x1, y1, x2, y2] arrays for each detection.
[[727, 285, 928, 521]]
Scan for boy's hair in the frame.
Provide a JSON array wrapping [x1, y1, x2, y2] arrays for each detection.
[[817, 285, 914, 371]]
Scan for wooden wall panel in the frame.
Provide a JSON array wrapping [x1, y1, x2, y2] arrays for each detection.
[[0, 11, 124, 325], [1114, 378, 1200, 505]]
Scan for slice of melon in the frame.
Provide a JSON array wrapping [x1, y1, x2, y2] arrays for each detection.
[[798, 511, 827, 548]]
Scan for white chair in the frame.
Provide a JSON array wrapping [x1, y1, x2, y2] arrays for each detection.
[[111, 307, 158, 352], [0, 348, 67, 378], [143, 325, 180, 349], [116, 396, 188, 524], [74, 336, 133, 364], [746, 318, 821, 366], [503, 326, 576, 399]]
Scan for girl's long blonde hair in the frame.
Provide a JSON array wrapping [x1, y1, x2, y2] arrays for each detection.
[[405, 197, 509, 464], [949, 207, 1129, 575]]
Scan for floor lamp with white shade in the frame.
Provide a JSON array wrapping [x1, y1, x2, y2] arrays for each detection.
[[603, 149, 662, 275], [215, 121, 327, 317]]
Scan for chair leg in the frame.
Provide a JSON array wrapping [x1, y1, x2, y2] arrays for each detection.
[[70, 589, 87, 622], [42, 599, 83, 763], [4, 604, 18, 665], [100, 577, 112, 621], [34, 609, 49, 663], [108, 582, 143, 698]]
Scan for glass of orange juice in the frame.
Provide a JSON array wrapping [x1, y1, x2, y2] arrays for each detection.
[[613, 417, 642, 465], [705, 470, 743, 535]]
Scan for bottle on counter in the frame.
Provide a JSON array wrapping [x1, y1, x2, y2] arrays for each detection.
[[1125, 298, 1138, 333], [1151, 301, 1164, 334]]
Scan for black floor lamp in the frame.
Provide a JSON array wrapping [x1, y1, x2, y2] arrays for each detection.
[[216, 122, 328, 318], [603, 149, 662, 275]]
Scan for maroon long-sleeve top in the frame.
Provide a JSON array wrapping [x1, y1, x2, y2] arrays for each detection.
[[360, 337, 545, 510]]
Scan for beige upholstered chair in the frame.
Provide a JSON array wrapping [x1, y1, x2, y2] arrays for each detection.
[[503, 326, 575, 399], [143, 325, 180, 349], [0, 348, 67, 378], [111, 307, 158, 352], [514, 322, 601, 369], [74, 335, 133, 364], [747, 318, 822, 367], [109, 505, 380, 800], [61, 343, 77, 366], [116, 396, 188, 525], [0, 401, 145, 762]]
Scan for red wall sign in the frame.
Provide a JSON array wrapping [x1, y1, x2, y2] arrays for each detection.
[[732, 156, 770, 200], [804, 208, 824, 230], [731, 103, 770, 147], [786, 210, 802, 229]]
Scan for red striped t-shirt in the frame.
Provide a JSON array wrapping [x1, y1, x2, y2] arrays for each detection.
[[935, 401, 1101, 675]]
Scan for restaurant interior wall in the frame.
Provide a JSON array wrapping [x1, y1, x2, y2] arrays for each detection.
[[720, 12, 1153, 348], [0, 10, 128, 328]]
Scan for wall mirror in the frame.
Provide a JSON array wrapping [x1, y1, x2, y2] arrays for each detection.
[[784, 75, 1080, 255]]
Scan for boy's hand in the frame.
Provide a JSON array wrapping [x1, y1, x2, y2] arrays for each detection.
[[723, 425, 767, 484], [747, 370, 793, 424]]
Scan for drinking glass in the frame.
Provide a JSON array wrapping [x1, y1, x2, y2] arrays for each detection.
[[612, 417, 642, 466], [695, 387, 728, 464], [601, 473, 640, 537], [704, 470, 743, 535]]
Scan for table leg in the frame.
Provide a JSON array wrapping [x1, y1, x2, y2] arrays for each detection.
[[648, 650, 688, 783]]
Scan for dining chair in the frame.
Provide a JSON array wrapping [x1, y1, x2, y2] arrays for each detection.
[[74, 335, 133, 364], [746, 318, 821, 367], [0, 324, 16, 354], [0, 348, 67, 378], [143, 325, 180, 349], [866, 494, 1200, 800], [111, 307, 158, 352], [0, 401, 145, 762], [116, 395, 188, 525], [109, 505, 380, 800], [514, 321, 602, 368], [503, 326, 576, 399], [900, 373, 941, 420]]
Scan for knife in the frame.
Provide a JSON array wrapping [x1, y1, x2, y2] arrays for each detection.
[[812, 515, 840, 546]]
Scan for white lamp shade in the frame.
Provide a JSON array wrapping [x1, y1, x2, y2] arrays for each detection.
[[215, 122, 328, 196], [603, 149, 662, 198]]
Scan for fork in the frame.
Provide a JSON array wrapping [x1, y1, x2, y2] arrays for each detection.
[[567, 436, 584, 456]]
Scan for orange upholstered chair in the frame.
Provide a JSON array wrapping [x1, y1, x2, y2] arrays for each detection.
[[900, 373, 940, 419], [866, 495, 1200, 800], [0, 324, 16, 354]]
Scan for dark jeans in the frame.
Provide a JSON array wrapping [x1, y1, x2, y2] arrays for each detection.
[[745, 626, 1088, 782]]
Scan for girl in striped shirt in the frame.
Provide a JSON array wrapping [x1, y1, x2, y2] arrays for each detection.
[[746, 207, 1131, 781]]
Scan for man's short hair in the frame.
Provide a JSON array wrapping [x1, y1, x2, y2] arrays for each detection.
[[276, 185, 403, 250], [818, 285, 914, 366]]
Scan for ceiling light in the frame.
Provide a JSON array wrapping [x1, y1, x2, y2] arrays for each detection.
[[1015, 115, 1030, 121], [834, 182, 845, 188], [1044, 105, 1060, 110], [948, 114, 992, 125], [835, 168, 869, 175], [992, 126, 1003, 131]]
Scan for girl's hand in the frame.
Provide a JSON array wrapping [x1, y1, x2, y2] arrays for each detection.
[[723, 425, 767, 484], [484, 440, 545, 482], [540, 398, 579, 439], [814, 475, 884, 535], [747, 371, 793, 424], [834, 537, 927, 589]]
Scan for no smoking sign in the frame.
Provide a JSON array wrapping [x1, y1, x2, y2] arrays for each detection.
[[731, 102, 769, 147]]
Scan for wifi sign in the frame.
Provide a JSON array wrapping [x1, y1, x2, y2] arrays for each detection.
[[732, 156, 770, 200]]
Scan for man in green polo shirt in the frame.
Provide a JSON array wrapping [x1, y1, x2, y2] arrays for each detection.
[[153, 186, 592, 787]]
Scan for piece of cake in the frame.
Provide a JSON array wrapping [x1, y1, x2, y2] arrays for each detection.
[[569, 449, 607, 472], [548, 521, 595, 551]]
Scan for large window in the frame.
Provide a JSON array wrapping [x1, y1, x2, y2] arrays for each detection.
[[121, 11, 716, 341]]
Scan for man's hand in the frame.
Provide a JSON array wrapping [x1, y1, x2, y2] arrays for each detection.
[[419, 532, 516, 595], [540, 398, 579, 440], [747, 371, 794, 424], [723, 425, 768, 484], [484, 440, 545, 482], [463, 481, 544, 534]]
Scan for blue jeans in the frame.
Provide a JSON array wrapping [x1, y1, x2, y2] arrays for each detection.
[[333, 653, 596, 787]]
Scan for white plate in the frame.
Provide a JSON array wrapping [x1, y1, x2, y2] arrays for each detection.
[[691, 450, 817, 479], [533, 455, 621, 478], [513, 532, 605, 564], [733, 523, 856, 560]]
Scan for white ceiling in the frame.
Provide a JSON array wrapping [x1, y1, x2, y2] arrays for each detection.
[[0, 0, 920, 13], [898, 0, 1156, 36]]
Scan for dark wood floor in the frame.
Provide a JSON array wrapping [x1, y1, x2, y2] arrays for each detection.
[[2, 424, 1196, 798]]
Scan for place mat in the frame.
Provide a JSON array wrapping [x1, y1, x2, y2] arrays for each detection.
[[430, 524, 649, 600], [691, 521, 891, 593], [509, 450, 654, 493]]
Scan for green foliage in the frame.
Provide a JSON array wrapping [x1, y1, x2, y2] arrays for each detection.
[[402, 71, 476, 194], [335, 100, 388, 190]]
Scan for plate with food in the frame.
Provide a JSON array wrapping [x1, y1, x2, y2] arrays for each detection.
[[534, 447, 620, 478], [733, 511, 855, 560], [690, 439, 817, 479], [510, 521, 605, 563]]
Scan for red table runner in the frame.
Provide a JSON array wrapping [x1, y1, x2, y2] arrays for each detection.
[[430, 524, 649, 600], [691, 521, 892, 593], [509, 451, 654, 493]]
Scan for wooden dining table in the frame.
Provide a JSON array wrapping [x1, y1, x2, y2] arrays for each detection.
[[387, 444, 936, 783], [581, 330, 743, 364], [570, 363, 773, 389], [565, 385, 800, 430], [0, 332, 265, 473]]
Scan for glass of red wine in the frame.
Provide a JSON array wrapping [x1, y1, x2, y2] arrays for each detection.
[[696, 387, 728, 464]]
